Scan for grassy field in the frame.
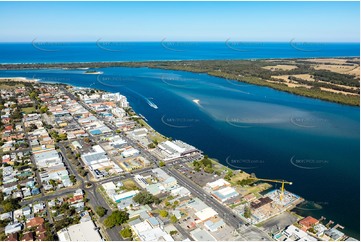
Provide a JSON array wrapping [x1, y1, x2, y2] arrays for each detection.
[[21, 107, 36, 114], [122, 179, 139, 191]]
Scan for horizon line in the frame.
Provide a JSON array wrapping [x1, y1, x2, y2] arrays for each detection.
[[0, 40, 360, 44]]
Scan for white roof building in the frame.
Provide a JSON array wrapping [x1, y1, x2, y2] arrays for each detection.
[[212, 186, 239, 203], [157, 140, 200, 161], [131, 220, 174, 241], [57, 220, 102, 241], [5, 223, 22, 235], [195, 207, 218, 223], [282, 225, 317, 241], [190, 228, 216, 241], [33, 150, 62, 168], [206, 179, 230, 190], [121, 147, 139, 158]]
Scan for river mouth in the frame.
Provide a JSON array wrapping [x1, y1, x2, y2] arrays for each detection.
[[0, 66, 359, 238]]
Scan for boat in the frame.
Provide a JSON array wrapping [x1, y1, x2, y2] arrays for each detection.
[[139, 113, 148, 121]]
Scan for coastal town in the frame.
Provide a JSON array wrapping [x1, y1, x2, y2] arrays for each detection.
[[0, 79, 357, 241]]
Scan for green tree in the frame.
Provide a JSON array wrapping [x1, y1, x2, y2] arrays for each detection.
[[49, 179, 57, 187], [200, 157, 212, 168], [29, 91, 38, 99], [69, 175, 76, 184], [170, 215, 178, 223], [58, 133, 67, 140], [40, 105, 48, 114], [95, 206, 107, 217], [170, 231, 178, 236], [103, 210, 129, 228], [1, 198, 20, 212], [159, 210, 168, 218], [159, 161, 165, 167], [133, 191, 160, 205], [204, 166, 214, 174], [224, 170, 234, 181], [120, 227, 132, 238], [244, 206, 252, 218]]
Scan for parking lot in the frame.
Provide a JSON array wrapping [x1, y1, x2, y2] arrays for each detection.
[[174, 163, 221, 187], [260, 211, 298, 234]]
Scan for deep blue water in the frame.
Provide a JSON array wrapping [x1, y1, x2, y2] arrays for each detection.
[[0, 42, 359, 63], [0, 67, 359, 238]]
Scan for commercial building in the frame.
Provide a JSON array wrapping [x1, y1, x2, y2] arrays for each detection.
[[121, 147, 139, 158], [206, 179, 230, 190], [204, 219, 226, 232], [194, 207, 218, 223], [81, 145, 120, 178], [190, 228, 216, 241], [57, 220, 102, 241], [156, 140, 200, 161], [212, 186, 239, 203], [33, 150, 62, 168]]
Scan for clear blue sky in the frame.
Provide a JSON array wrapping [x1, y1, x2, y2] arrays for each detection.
[[0, 1, 359, 42]]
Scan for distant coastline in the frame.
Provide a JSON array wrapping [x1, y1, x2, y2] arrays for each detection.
[[0, 57, 359, 106]]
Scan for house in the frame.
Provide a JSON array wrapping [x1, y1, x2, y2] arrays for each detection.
[[325, 228, 345, 241], [298, 216, 319, 231], [6, 233, 19, 241], [68, 195, 84, 204], [36, 224, 47, 240], [5, 223, 23, 235], [0, 211, 12, 221], [33, 203, 45, 213], [281, 225, 317, 241], [13, 209, 23, 222], [22, 232, 34, 241], [26, 217, 45, 228], [22, 206, 31, 216], [22, 187, 31, 197]]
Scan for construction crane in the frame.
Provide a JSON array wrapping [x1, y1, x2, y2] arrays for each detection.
[[249, 174, 292, 202]]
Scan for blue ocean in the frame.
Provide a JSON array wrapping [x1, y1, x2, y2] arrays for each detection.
[[0, 42, 359, 63]]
